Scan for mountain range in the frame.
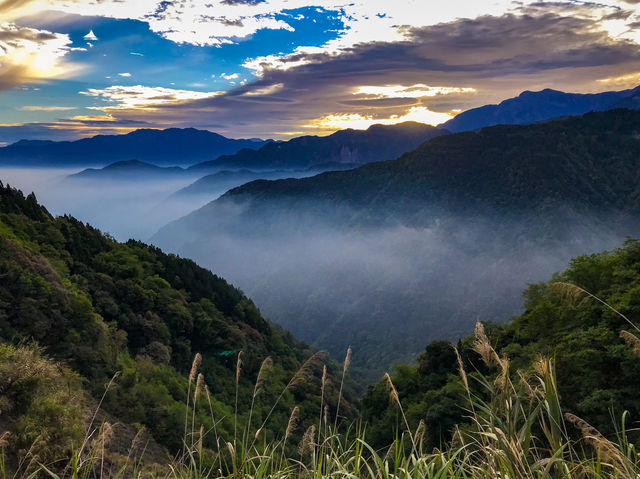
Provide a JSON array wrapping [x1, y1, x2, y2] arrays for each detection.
[[152, 109, 640, 380], [0, 128, 270, 167], [171, 169, 314, 199], [442, 86, 640, 132], [3, 86, 640, 172], [187, 121, 447, 171], [67, 159, 188, 181]]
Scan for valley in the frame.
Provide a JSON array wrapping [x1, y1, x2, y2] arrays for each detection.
[[2, 84, 640, 476]]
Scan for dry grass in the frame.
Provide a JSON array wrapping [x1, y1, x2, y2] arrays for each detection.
[[9, 312, 640, 479]]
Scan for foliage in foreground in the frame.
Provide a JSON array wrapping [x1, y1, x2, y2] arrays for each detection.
[[16, 321, 640, 479], [363, 238, 640, 450], [3, 232, 640, 477]]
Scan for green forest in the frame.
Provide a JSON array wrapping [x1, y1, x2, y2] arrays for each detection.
[[0, 182, 356, 468]]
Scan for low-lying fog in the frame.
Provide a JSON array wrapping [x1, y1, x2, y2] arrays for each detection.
[[153, 202, 633, 382], [3, 167, 635, 382], [0, 167, 228, 240]]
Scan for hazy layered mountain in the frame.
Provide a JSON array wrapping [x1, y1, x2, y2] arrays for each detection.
[[442, 86, 640, 132], [0, 128, 271, 167], [189, 121, 447, 171], [172, 168, 314, 200], [153, 109, 640, 381], [68, 159, 188, 181]]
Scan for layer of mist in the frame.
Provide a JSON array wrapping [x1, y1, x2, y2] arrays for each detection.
[[0, 168, 208, 240], [153, 201, 633, 383]]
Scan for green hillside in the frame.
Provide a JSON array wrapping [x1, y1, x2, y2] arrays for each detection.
[[216, 109, 640, 219], [0, 182, 355, 468]]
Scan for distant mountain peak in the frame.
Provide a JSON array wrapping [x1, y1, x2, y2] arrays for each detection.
[[442, 85, 640, 133], [102, 159, 157, 169]]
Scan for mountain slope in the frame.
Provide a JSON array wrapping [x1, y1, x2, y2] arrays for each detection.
[[442, 86, 640, 132], [153, 109, 640, 381], [171, 169, 313, 199], [0, 128, 270, 167], [189, 121, 447, 171], [0, 182, 354, 459]]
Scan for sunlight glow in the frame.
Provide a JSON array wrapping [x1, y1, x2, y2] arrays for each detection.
[[0, 23, 77, 87], [354, 84, 476, 99], [306, 106, 454, 130]]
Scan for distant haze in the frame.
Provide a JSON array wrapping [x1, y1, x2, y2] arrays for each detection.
[[152, 110, 640, 381]]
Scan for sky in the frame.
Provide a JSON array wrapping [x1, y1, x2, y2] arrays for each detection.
[[2, 0, 640, 144]]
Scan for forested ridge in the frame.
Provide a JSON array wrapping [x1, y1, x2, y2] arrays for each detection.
[[0, 182, 356, 464], [218, 109, 640, 220]]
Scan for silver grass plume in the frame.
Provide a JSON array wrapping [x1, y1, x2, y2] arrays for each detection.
[[565, 413, 627, 469], [189, 353, 202, 383], [549, 281, 589, 308], [493, 355, 510, 391], [288, 351, 327, 390], [236, 350, 244, 385], [334, 347, 352, 430], [254, 356, 273, 397], [620, 330, 640, 355], [454, 347, 469, 392], [299, 425, 316, 457], [195, 373, 205, 401], [196, 425, 204, 455], [550, 282, 640, 333], [415, 419, 426, 450], [473, 322, 497, 366], [384, 373, 400, 405], [321, 365, 327, 398], [343, 347, 352, 374], [285, 406, 300, 440]]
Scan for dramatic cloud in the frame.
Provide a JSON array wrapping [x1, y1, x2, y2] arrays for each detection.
[[80, 85, 222, 110], [19, 105, 75, 111], [8, 0, 638, 49], [353, 85, 476, 99], [5, 0, 640, 139], [0, 22, 77, 89], [76, 8, 640, 137]]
